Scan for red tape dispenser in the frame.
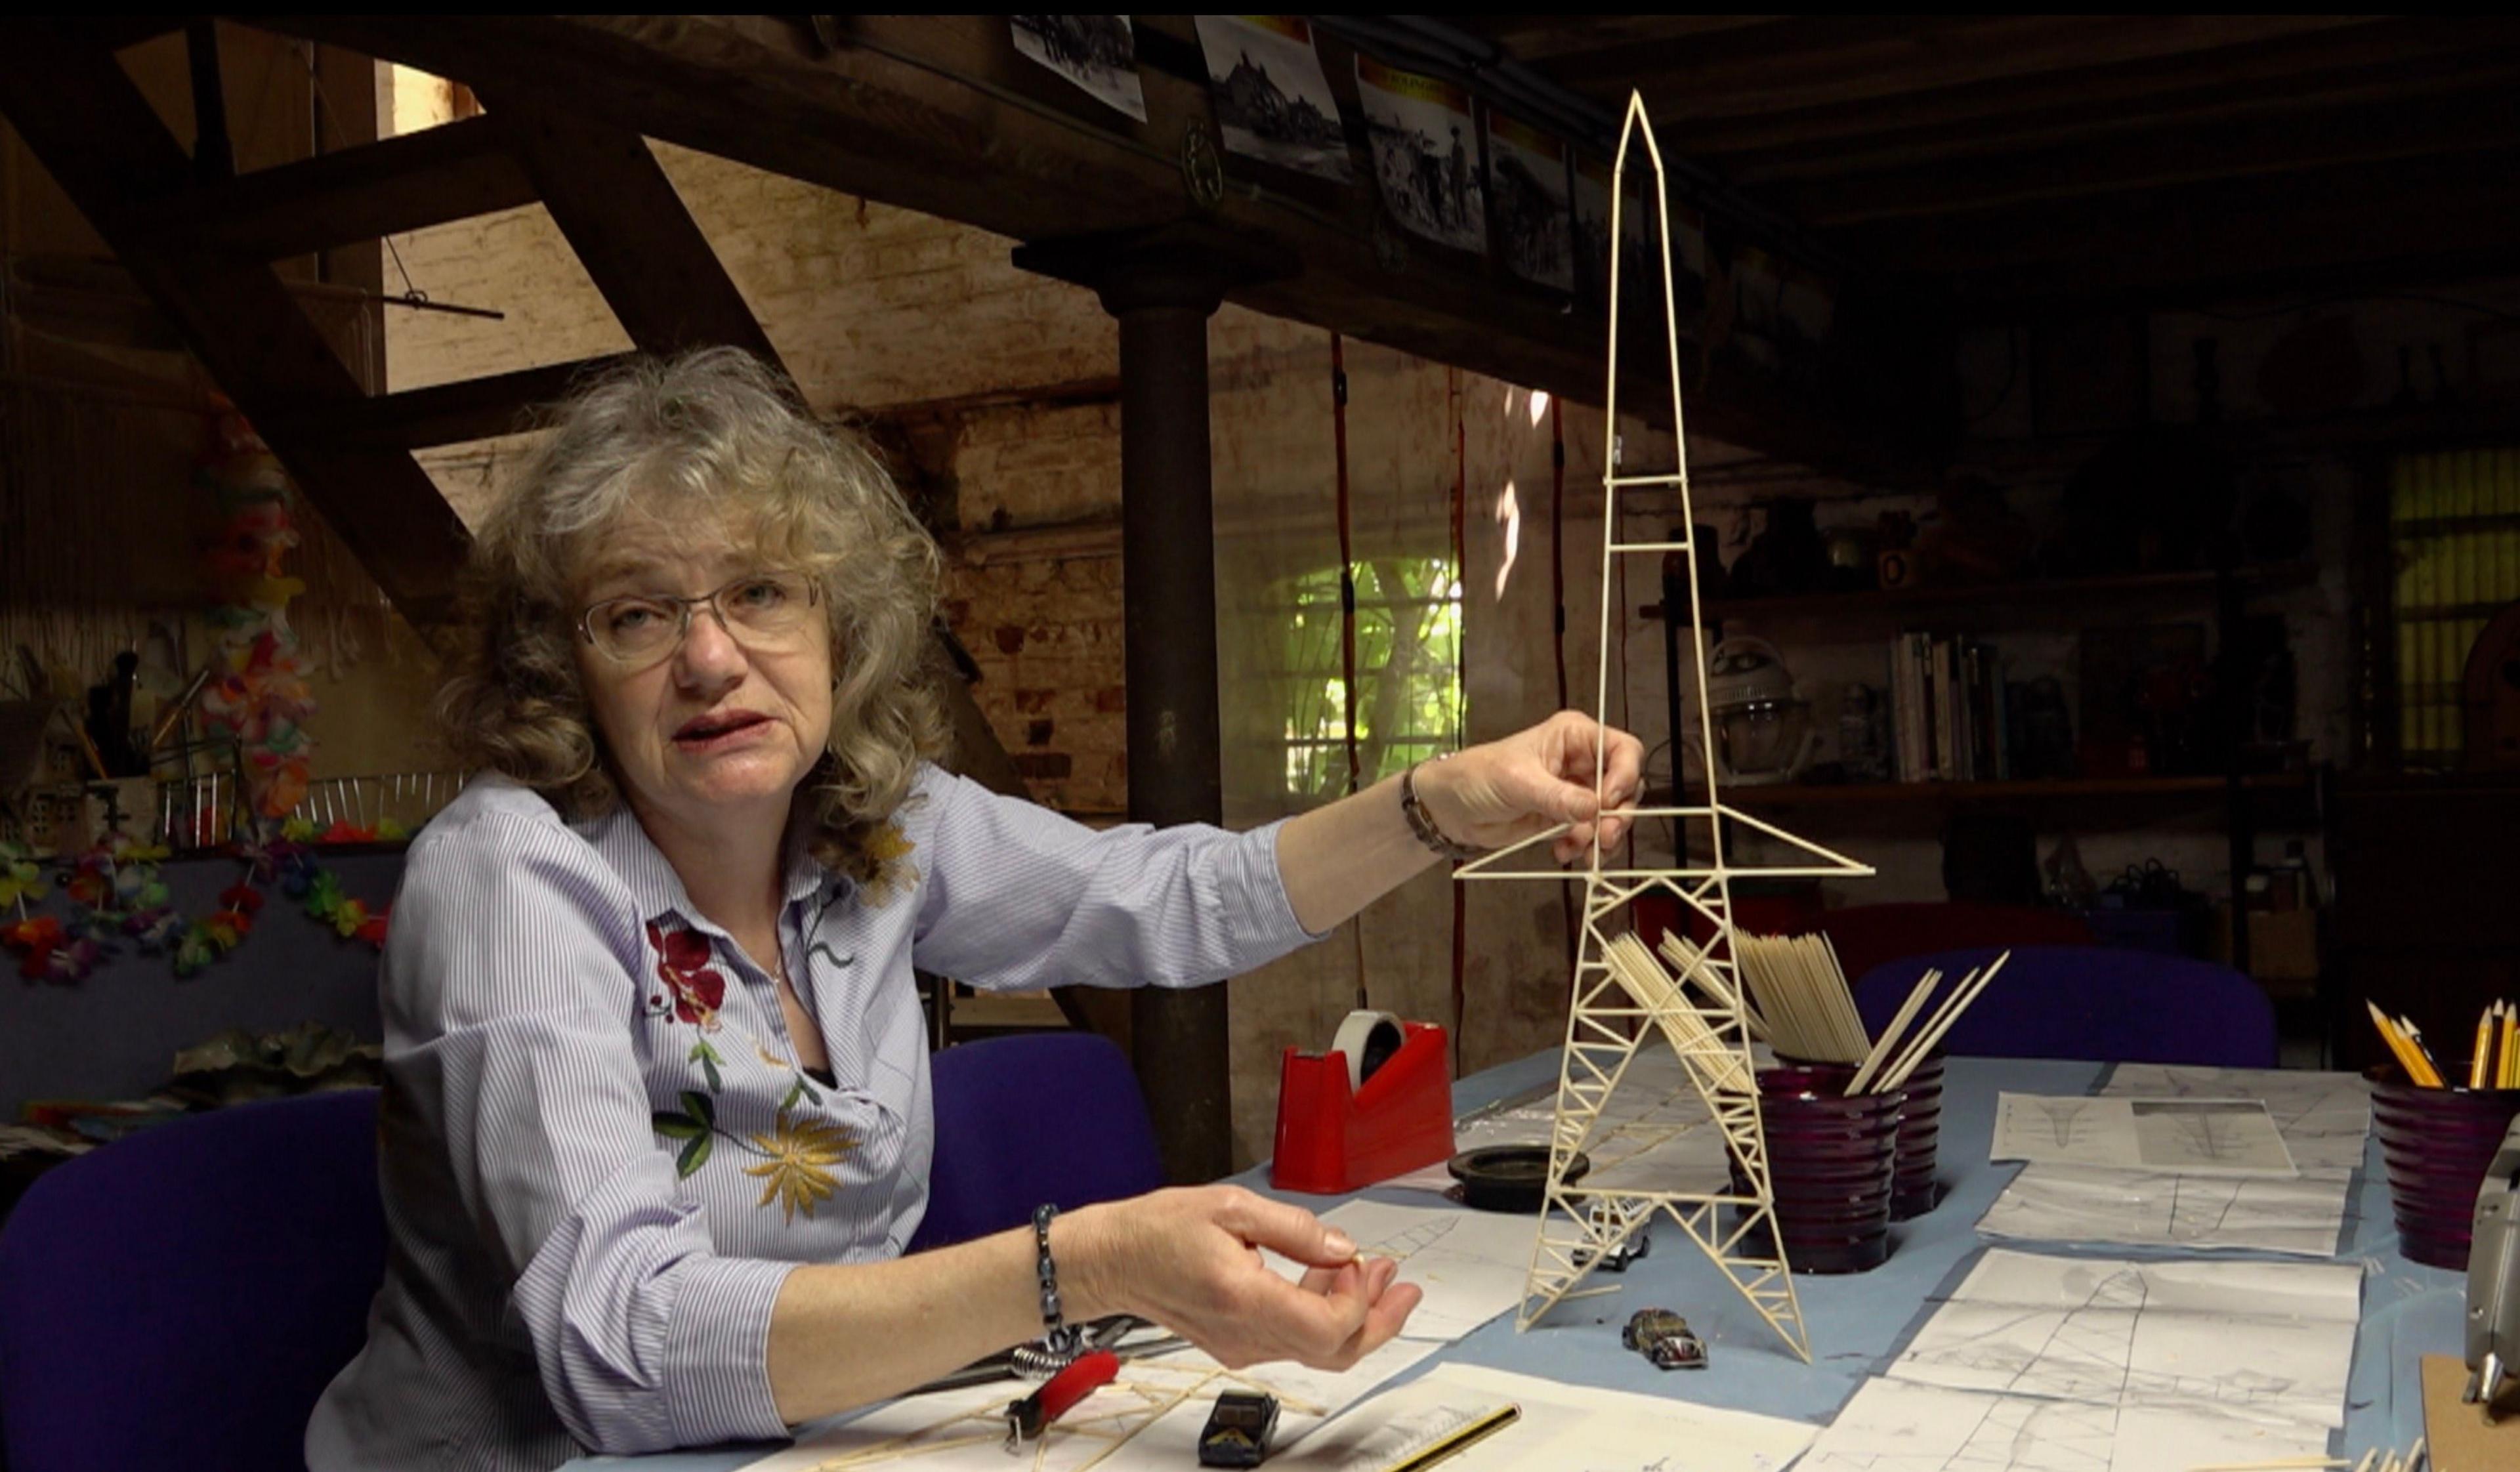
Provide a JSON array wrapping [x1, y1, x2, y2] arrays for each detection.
[[1270, 1010, 1455, 1194]]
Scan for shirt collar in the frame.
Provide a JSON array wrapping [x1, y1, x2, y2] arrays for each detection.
[[580, 804, 845, 938]]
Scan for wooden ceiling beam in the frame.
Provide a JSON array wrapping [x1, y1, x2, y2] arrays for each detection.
[[261, 352, 639, 452], [1696, 18, 2515, 169], [236, 13, 1942, 481], [133, 113, 536, 260], [0, 18, 471, 628], [1557, 14, 2378, 123], [482, 93, 780, 362], [1773, 85, 2520, 227], [1850, 148, 2520, 310], [1451, 15, 1788, 64]]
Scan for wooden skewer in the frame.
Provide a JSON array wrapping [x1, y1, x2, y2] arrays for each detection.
[[1878, 951, 2013, 1094], [1848, 969, 1941, 1097], [1659, 933, 1769, 1042]]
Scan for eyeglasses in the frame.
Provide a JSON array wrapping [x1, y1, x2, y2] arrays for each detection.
[[576, 572, 822, 667]]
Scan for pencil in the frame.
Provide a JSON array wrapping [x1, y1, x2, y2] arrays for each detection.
[[2400, 1017, 2446, 1089], [2366, 1002, 2439, 1089], [2500, 1003, 2517, 1088], [2472, 1005, 2495, 1089], [1383, 1403, 1521, 1472]]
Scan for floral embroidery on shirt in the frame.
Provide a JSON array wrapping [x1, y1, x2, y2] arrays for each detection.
[[644, 920, 726, 1030], [854, 822, 917, 908], [744, 1112, 856, 1223]]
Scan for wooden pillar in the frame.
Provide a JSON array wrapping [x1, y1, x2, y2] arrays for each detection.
[[1013, 226, 1293, 1183]]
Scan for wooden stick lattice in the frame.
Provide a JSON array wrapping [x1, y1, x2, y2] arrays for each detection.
[[1450, 93, 1874, 1363]]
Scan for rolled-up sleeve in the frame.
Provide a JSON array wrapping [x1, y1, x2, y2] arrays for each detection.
[[385, 811, 795, 1452], [904, 767, 1326, 992]]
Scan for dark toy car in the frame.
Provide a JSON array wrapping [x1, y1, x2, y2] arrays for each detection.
[[1622, 1307, 1709, 1370], [1198, 1391, 1281, 1467]]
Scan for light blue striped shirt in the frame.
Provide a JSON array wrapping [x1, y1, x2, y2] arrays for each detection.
[[307, 766, 1314, 1470]]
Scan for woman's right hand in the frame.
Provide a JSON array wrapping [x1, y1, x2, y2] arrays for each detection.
[[1066, 1187, 1422, 1370]]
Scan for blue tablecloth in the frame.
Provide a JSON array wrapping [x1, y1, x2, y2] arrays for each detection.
[[568, 1053, 2462, 1469]]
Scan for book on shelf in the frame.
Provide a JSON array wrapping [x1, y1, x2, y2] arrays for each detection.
[[1885, 633, 2007, 783]]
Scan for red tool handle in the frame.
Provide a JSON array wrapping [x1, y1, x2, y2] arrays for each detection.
[[1007, 1350, 1120, 1442]]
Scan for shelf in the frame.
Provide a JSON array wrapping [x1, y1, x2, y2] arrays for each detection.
[[1641, 561, 2319, 627], [1646, 772, 2311, 810]]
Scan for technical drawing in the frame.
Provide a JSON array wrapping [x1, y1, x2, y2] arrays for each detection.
[[1452, 92, 1872, 1362]]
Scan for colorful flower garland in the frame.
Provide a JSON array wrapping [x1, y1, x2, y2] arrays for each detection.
[[194, 405, 317, 822]]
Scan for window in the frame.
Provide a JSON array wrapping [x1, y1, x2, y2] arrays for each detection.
[[2389, 448, 2520, 767], [1274, 557, 1463, 803]]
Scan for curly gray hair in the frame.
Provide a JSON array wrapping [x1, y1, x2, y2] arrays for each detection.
[[435, 347, 946, 880]]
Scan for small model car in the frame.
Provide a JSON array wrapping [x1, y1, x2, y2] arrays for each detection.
[[1622, 1308, 1709, 1370], [1198, 1391, 1281, 1467]]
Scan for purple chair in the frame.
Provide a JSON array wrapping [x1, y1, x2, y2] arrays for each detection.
[[908, 1031, 1165, 1252], [1853, 944, 2277, 1068], [0, 1089, 385, 1472]]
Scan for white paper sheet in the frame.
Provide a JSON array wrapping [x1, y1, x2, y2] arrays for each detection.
[[1978, 1164, 2353, 1257], [1797, 1377, 2332, 1472], [1272, 1199, 1540, 1344], [1887, 1250, 2361, 1432], [1387, 1047, 1729, 1196], [2099, 1065, 2371, 1173], [1991, 1094, 2300, 1177], [1421, 1363, 1816, 1471]]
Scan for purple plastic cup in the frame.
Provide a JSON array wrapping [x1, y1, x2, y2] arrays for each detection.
[[1731, 1064, 1903, 1274], [2369, 1063, 2520, 1271], [1889, 1052, 1946, 1221]]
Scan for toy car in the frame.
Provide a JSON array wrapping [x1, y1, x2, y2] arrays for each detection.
[[1622, 1308, 1709, 1370], [1198, 1391, 1280, 1467]]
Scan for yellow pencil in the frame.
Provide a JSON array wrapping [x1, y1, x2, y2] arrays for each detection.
[[2500, 1003, 2517, 1089], [2367, 1002, 2439, 1088], [2400, 1017, 2446, 1088], [2472, 1006, 2496, 1089]]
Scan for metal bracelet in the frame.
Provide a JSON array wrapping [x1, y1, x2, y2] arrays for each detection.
[[1020, 1203, 1085, 1377], [1400, 756, 1486, 863]]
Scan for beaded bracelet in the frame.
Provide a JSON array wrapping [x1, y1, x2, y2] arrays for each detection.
[[1400, 755, 1486, 863]]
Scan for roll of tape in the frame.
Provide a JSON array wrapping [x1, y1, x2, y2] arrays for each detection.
[[1332, 1009, 1406, 1093]]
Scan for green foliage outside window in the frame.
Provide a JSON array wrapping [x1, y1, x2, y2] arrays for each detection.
[[1278, 557, 1463, 802]]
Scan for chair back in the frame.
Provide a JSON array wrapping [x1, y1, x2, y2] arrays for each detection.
[[1816, 902, 2094, 990], [1852, 944, 2277, 1068], [0, 1089, 385, 1472], [910, 1032, 1164, 1251]]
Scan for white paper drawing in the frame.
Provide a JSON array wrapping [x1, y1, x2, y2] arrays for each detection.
[[1797, 1376, 2331, 1472], [1266, 1198, 1538, 1345], [1193, 16, 1352, 180], [1977, 1164, 2352, 1257], [1887, 1250, 2361, 1433], [1992, 1094, 2298, 1177], [1355, 56, 1485, 254], [1485, 110, 1572, 290], [2100, 1064, 2370, 1173], [1010, 16, 1147, 122]]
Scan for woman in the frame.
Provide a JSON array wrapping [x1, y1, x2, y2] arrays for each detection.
[[308, 349, 1643, 1469]]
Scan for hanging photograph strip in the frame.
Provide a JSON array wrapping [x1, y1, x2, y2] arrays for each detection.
[[1485, 110, 1573, 291], [1009, 15, 1147, 122], [1572, 154, 1659, 301], [1355, 56, 1486, 255], [1192, 15, 1352, 182]]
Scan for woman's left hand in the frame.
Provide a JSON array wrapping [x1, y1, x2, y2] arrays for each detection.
[[1416, 711, 1646, 864]]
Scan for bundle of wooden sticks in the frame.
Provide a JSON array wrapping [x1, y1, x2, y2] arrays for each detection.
[[1605, 928, 2009, 1097], [2367, 998, 2520, 1089]]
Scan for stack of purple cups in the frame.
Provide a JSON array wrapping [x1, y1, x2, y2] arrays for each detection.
[[1731, 1064, 1904, 1274], [2370, 1063, 2520, 1271], [1889, 1052, 1946, 1221]]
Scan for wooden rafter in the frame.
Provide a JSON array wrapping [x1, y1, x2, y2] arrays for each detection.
[[239, 12, 1942, 481], [135, 113, 535, 261], [0, 19, 471, 628]]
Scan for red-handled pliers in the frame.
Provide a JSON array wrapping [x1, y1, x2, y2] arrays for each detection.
[[1002, 1350, 1119, 1451]]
